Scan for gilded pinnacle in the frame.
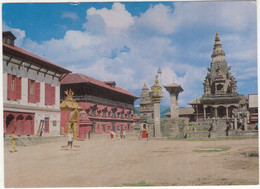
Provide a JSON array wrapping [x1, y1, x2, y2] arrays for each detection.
[[215, 31, 220, 41]]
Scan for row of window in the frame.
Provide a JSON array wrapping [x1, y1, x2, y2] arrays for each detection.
[[86, 109, 133, 119], [7, 74, 56, 105], [91, 124, 131, 133]]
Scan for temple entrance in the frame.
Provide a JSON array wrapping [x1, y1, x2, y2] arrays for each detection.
[[205, 106, 215, 118], [217, 106, 226, 118], [5, 114, 15, 135]]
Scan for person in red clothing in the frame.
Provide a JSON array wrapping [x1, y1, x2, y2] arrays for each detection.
[[142, 128, 147, 138], [110, 130, 114, 139]]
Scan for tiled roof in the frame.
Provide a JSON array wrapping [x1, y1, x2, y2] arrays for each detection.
[[188, 96, 202, 105], [61, 73, 138, 99], [3, 43, 71, 74]]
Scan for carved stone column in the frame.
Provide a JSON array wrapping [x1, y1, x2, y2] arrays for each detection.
[[234, 118, 237, 130], [203, 107, 206, 120], [151, 75, 164, 138], [215, 107, 218, 118], [226, 106, 229, 118]]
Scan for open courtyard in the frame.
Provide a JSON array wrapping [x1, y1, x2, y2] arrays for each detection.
[[4, 136, 259, 187]]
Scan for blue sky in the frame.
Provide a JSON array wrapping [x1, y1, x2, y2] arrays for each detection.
[[2, 1, 257, 107]]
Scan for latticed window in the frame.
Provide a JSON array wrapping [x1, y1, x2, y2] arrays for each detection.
[[45, 84, 55, 105], [28, 79, 40, 103], [7, 74, 21, 101]]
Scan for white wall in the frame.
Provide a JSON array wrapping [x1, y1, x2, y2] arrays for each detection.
[[3, 54, 62, 136]]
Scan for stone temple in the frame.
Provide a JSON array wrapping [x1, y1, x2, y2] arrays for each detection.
[[189, 32, 245, 121]]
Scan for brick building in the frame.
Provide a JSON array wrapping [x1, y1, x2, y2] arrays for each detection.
[[3, 31, 71, 136], [60, 73, 138, 139]]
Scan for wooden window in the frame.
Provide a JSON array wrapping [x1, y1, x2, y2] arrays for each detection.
[[51, 86, 55, 105], [45, 84, 55, 105], [28, 79, 40, 103], [7, 74, 21, 101], [15, 77, 21, 100], [35, 82, 40, 102]]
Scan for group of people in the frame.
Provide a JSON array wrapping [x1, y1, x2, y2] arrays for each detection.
[[110, 129, 126, 140]]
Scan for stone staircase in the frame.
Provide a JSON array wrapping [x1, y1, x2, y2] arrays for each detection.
[[4, 136, 65, 146], [17, 137, 32, 146]]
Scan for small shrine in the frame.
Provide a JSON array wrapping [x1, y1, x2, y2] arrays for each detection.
[[60, 89, 82, 139]]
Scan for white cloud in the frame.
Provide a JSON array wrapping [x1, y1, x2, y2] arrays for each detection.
[[2, 23, 26, 46], [135, 3, 176, 35], [61, 11, 79, 21], [85, 3, 134, 31]]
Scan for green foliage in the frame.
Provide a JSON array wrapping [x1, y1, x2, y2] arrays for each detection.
[[193, 147, 230, 153], [167, 137, 258, 141], [122, 181, 153, 187]]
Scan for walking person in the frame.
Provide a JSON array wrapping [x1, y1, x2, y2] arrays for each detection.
[[117, 129, 120, 140], [120, 130, 123, 139], [88, 131, 91, 140], [110, 130, 114, 139], [123, 130, 126, 139], [67, 131, 73, 150], [10, 131, 17, 152]]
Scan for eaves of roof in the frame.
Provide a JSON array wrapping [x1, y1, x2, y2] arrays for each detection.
[[3, 43, 71, 74]]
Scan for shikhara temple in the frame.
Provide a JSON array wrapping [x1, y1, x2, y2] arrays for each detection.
[[187, 32, 258, 130], [189, 32, 243, 120]]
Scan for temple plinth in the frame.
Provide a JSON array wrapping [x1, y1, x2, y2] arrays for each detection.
[[164, 83, 183, 119], [151, 75, 164, 138]]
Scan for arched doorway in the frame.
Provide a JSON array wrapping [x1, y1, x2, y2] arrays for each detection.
[[217, 106, 226, 118], [5, 114, 15, 135], [25, 115, 34, 135], [205, 106, 215, 118], [16, 115, 24, 136]]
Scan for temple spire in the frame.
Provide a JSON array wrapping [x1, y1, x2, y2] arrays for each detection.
[[215, 31, 220, 42]]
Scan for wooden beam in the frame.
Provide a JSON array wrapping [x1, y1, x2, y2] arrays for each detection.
[[59, 73, 69, 82], [37, 66, 42, 75], [6, 56, 12, 66], [27, 63, 32, 72], [52, 72, 57, 79], [18, 60, 24, 70], [44, 69, 49, 77]]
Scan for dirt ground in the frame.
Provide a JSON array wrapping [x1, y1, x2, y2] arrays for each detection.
[[4, 136, 259, 187]]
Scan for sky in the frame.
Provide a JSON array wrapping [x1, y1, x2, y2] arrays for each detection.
[[1, 1, 258, 107]]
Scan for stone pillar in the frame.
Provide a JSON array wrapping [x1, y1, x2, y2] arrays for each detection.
[[154, 102, 161, 137], [164, 83, 183, 119], [226, 107, 229, 118], [215, 107, 218, 118], [203, 107, 206, 120], [170, 93, 179, 118], [151, 75, 164, 138], [234, 118, 237, 130], [244, 117, 248, 131]]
